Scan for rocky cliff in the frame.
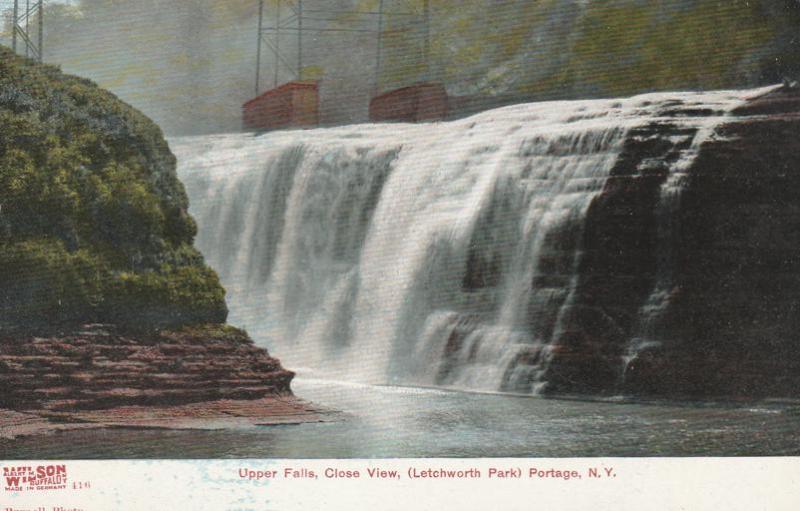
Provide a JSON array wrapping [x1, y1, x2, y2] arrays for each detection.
[[0, 325, 293, 411], [0, 44, 226, 329], [0, 48, 319, 437], [540, 84, 800, 399], [0, 324, 325, 439]]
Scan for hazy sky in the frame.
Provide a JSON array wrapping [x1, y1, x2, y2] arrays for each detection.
[[2, 1, 798, 136], [2, 0, 388, 134], [0, 0, 75, 13], [0, 0, 584, 134]]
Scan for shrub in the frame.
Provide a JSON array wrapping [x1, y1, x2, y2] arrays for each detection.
[[0, 239, 104, 328], [0, 46, 227, 331]]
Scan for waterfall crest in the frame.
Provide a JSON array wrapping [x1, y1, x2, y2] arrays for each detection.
[[174, 88, 767, 393]]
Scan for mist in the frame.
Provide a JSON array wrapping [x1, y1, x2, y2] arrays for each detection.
[[1, 0, 798, 135]]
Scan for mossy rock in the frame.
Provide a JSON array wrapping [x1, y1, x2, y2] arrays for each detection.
[[0, 46, 227, 330]]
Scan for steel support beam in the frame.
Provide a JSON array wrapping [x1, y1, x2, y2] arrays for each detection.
[[253, 1, 423, 97], [10, 0, 43, 62], [255, 0, 264, 95]]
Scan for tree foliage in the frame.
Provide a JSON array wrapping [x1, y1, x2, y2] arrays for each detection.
[[0, 46, 227, 331], [377, 0, 800, 97]]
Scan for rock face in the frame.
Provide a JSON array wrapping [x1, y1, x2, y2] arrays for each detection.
[[0, 324, 293, 411], [541, 85, 800, 399], [0, 49, 330, 440], [0, 324, 331, 439]]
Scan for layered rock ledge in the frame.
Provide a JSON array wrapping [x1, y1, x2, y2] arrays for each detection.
[[0, 324, 330, 439], [539, 84, 800, 399]]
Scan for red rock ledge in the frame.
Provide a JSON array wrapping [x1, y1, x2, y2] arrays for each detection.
[[0, 324, 331, 439]]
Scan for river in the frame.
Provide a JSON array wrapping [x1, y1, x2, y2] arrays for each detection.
[[3, 377, 798, 459]]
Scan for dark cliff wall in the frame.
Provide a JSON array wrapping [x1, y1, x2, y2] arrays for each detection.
[[541, 86, 800, 399]]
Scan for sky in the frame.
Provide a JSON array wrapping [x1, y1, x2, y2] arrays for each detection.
[[0, 0, 75, 12]]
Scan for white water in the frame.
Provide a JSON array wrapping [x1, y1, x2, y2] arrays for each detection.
[[173, 88, 769, 394]]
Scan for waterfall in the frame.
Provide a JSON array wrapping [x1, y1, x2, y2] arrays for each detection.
[[173, 88, 768, 394]]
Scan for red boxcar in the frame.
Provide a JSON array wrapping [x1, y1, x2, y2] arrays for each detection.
[[242, 81, 319, 131], [369, 82, 448, 123]]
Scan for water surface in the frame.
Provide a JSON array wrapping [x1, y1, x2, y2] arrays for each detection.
[[3, 378, 798, 458]]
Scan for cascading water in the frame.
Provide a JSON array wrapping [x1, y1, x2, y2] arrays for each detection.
[[173, 88, 769, 394]]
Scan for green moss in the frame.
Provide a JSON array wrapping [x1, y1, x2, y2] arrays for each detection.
[[0, 46, 227, 330], [168, 323, 251, 343], [0, 239, 105, 326], [103, 265, 227, 328]]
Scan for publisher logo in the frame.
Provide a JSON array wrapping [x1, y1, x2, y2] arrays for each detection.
[[3, 464, 68, 492]]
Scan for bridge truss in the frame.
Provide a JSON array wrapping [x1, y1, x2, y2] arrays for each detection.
[[10, 0, 43, 62], [254, 0, 430, 96]]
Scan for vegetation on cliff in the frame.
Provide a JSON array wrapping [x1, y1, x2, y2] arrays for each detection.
[[379, 0, 800, 98], [0, 46, 227, 330]]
